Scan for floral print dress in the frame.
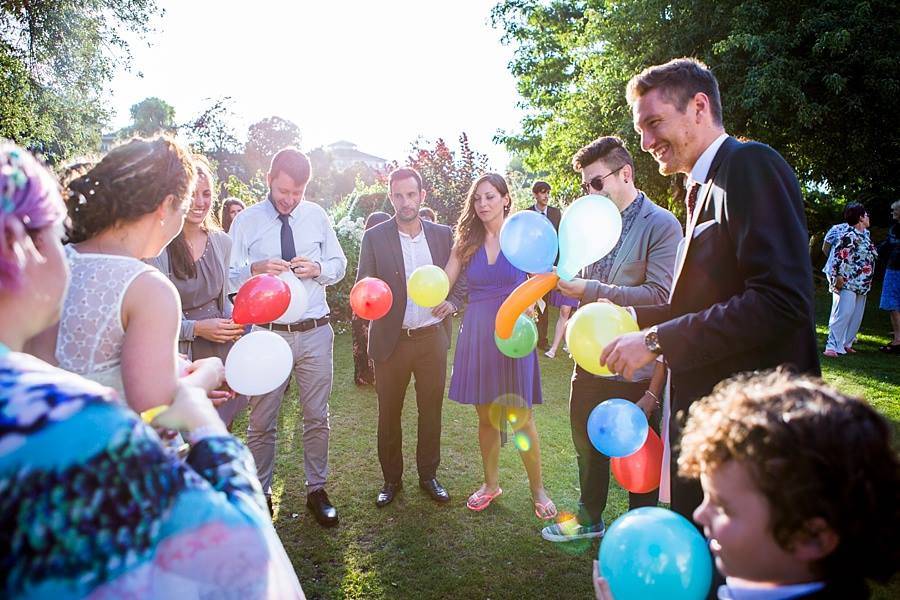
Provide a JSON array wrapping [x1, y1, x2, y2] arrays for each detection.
[[828, 227, 878, 295], [0, 351, 304, 599]]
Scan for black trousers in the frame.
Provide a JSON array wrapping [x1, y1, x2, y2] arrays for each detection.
[[570, 368, 659, 526], [373, 327, 448, 484], [536, 292, 551, 345]]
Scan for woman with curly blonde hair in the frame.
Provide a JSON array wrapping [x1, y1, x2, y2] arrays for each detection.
[[444, 173, 556, 519]]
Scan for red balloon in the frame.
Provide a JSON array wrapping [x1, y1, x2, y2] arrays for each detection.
[[611, 428, 663, 494], [232, 274, 291, 325], [350, 277, 393, 320]]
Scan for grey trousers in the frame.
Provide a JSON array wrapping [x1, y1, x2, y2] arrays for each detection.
[[247, 323, 334, 495]]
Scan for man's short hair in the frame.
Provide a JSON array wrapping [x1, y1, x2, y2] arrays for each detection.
[[626, 57, 724, 127], [843, 202, 867, 226], [679, 369, 900, 586], [531, 180, 551, 194], [388, 167, 423, 194], [571, 136, 634, 174], [269, 148, 311, 185]]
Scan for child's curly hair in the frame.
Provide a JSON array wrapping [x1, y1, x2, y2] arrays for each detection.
[[679, 369, 899, 591]]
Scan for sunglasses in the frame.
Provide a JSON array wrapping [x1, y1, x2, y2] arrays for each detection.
[[580, 165, 625, 194]]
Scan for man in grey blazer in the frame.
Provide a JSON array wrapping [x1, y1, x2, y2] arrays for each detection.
[[356, 167, 464, 508], [541, 136, 682, 542]]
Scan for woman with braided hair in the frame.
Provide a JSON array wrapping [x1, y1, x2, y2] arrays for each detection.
[[29, 136, 225, 412]]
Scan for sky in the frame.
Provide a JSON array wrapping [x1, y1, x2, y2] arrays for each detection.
[[107, 0, 525, 170]]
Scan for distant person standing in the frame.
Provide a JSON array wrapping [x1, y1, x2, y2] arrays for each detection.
[[878, 200, 900, 353], [527, 180, 561, 351], [824, 203, 876, 357], [419, 206, 437, 222], [229, 147, 347, 526], [220, 197, 245, 233]]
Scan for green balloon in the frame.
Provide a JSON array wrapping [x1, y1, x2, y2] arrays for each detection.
[[494, 314, 538, 358]]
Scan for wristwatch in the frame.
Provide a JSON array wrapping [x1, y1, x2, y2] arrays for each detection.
[[644, 325, 662, 354]]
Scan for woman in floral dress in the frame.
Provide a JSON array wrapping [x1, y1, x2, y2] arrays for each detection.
[[824, 203, 877, 357]]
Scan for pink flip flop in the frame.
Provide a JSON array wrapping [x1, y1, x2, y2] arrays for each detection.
[[466, 487, 502, 511], [534, 498, 558, 520]]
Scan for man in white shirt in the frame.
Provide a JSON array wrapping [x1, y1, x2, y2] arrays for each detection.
[[355, 167, 464, 508], [229, 147, 347, 526]]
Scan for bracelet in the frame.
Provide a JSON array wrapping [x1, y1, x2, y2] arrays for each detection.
[[644, 390, 659, 403]]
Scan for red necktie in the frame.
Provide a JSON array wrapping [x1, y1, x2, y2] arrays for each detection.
[[686, 182, 701, 221]]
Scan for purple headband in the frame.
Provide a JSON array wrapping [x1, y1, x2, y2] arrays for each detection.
[[0, 142, 65, 289]]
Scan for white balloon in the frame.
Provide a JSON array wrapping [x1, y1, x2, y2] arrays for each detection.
[[225, 330, 293, 396], [273, 271, 309, 324]]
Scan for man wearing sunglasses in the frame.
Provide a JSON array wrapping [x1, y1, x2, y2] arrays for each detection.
[[528, 180, 561, 350], [542, 135, 682, 543]]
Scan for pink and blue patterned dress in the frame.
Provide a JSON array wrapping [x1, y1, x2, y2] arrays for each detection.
[[0, 351, 303, 599]]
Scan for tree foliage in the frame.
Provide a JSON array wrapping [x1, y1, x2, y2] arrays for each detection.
[[244, 116, 302, 174], [403, 133, 490, 225], [0, 0, 162, 162], [123, 96, 175, 137], [492, 0, 900, 222]]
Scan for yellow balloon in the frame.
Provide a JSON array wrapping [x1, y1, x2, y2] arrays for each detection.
[[565, 302, 639, 376], [408, 265, 450, 307], [140, 405, 167, 424]]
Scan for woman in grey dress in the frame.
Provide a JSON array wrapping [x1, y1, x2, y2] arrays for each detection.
[[149, 155, 247, 425]]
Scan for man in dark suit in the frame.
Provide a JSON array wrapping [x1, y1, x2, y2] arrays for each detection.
[[527, 180, 561, 349], [356, 167, 464, 508], [601, 58, 820, 520]]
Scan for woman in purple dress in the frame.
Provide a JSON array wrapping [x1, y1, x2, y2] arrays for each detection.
[[446, 173, 556, 519]]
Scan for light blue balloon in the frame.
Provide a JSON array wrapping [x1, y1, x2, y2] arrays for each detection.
[[557, 195, 622, 280], [499, 210, 558, 274], [586, 398, 648, 457], [599, 507, 713, 600]]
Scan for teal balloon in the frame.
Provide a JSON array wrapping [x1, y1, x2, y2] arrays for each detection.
[[557, 195, 622, 280], [599, 507, 713, 600], [499, 210, 558, 274], [494, 315, 538, 358]]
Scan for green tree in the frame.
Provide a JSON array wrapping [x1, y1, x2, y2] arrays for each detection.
[[492, 0, 900, 222], [244, 116, 302, 174], [124, 96, 176, 137], [404, 133, 490, 224], [183, 97, 241, 155], [0, 0, 162, 162]]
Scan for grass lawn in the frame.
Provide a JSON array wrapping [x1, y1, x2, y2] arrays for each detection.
[[233, 288, 899, 599]]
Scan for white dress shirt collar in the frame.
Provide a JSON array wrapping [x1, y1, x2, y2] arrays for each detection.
[[690, 132, 730, 185], [718, 578, 825, 600]]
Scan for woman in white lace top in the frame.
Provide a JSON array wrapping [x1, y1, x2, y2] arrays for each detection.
[[30, 136, 221, 412]]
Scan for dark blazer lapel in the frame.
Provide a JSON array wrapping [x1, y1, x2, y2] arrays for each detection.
[[670, 137, 736, 292], [608, 197, 651, 281], [385, 217, 405, 277]]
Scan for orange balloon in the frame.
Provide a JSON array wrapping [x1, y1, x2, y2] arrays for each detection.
[[611, 428, 663, 494], [495, 272, 559, 339]]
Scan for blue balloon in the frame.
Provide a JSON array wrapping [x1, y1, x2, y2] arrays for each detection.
[[587, 398, 648, 457], [557, 195, 622, 280], [499, 210, 558, 274], [599, 507, 713, 600]]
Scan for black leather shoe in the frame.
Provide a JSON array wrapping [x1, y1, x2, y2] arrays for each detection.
[[376, 481, 402, 508], [307, 489, 339, 527], [419, 478, 450, 503]]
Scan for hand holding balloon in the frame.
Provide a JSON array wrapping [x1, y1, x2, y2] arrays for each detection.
[[151, 383, 227, 436], [601, 331, 657, 381]]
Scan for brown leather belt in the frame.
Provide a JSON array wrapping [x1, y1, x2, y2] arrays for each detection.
[[400, 323, 442, 338], [263, 315, 330, 333]]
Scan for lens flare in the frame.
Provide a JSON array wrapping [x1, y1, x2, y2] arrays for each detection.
[[512, 431, 532, 451], [486, 395, 531, 432]]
